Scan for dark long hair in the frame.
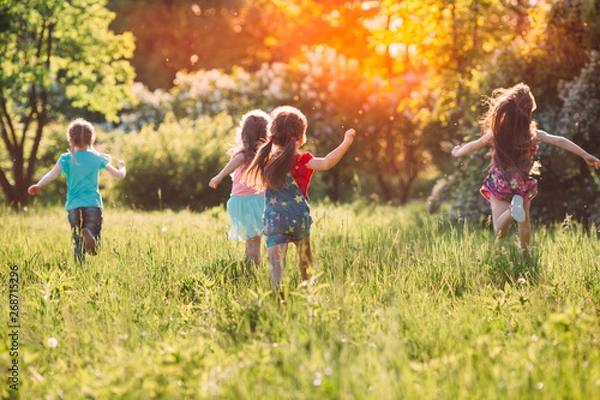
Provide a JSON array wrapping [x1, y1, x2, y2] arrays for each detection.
[[230, 110, 270, 165], [481, 83, 537, 173], [245, 106, 307, 190]]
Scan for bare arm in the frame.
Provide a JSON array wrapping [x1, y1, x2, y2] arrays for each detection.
[[451, 131, 493, 157], [105, 159, 127, 180], [28, 164, 63, 195], [537, 130, 600, 169], [306, 129, 356, 171], [209, 153, 246, 188]]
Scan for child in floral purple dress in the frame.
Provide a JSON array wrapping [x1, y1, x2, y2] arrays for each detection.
[[452, 83, 599, 253]]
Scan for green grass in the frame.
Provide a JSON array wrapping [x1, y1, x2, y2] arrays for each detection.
[[1, 202, 599, 399]]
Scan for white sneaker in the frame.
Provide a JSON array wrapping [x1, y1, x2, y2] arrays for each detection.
[[510, 195, 526, 223]]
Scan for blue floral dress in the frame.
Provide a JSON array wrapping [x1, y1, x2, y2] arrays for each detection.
[[263, 173, 312, 247]]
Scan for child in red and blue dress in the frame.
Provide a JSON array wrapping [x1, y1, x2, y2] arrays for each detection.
[[452, 83, 599, 253], [245, 106, 355, 290], [209, 110, 270, 267]]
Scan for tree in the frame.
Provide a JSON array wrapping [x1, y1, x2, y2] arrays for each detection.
[[107, 0, 252, 90], [0, 0, 135, 208], [426, 0, 600, 224]]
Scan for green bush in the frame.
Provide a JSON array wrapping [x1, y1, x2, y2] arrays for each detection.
[[539, 50, 600, 225], [111, 113, 234, 211], [427, 4, 600, 225]]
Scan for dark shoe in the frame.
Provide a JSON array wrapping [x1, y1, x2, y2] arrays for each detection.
[[82, 228, 97, 255]]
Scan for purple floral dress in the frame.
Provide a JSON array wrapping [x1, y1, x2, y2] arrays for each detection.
[[480, 142, 539, 203]]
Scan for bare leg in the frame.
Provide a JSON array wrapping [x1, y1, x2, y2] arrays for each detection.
[[267, 243, 288, 289], [245, 236, 261, 268], [294, 237, 313, 282], [517, 201, 532, 252], [489, 196, 512, 239]]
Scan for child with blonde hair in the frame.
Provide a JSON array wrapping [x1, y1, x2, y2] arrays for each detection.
[[245, 106, 355, 292], [209, 110, 270, 267], [452, 83, 599, 252], [28, 118, 126, 262]]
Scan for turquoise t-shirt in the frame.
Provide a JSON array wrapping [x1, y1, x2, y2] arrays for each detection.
[[57, 151, 109, 210]]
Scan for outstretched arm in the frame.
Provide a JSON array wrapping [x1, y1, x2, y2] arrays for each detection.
[[209, 153, 245, 188], [306, 129, 356, 171], [28, 164, 63, 195], [537, 130, 600, 169], [105, 159, 127, 180], [451, 131, 493, 157]]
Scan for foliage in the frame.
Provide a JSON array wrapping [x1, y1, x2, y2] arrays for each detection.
[[2, 203, 600, 398], [539, 50, 600, 224], [106, 0, 376, 90], [107, 0, 262, 89], [0, 0, 135, 207], [111, 113, 235, 211], [119, 47, 432, 204], [427, 0, 600, 225]]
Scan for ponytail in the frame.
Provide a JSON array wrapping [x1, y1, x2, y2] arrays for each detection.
[[263, 140, 296, 190], [244, 141, 274, 190]]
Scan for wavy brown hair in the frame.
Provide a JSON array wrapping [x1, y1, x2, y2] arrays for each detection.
[[244, 106, 307, 191], [481, 83, 537, 174], [230, 109, 270, 165]]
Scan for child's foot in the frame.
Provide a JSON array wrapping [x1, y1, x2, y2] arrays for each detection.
[[82, 228, 97, 256], [510, 195, 526, 223]]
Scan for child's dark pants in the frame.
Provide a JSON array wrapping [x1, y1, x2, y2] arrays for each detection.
[[68, 207, 103, 263]]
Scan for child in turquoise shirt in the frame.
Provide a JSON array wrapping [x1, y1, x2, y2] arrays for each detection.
[[28, 118, 126, 262]]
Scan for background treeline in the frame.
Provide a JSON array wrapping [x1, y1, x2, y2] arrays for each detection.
[[2, 0, 600, 224]]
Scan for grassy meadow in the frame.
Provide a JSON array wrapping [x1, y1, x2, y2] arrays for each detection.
[[1, 202, 599, 399]]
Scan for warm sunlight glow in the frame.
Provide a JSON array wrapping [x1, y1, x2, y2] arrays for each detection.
[[389, 18, 403, 32], [375, 43, 387, 55], [361, 1, 379, 11], [191, 4, 201, 16], [388, 43, 405, 58]]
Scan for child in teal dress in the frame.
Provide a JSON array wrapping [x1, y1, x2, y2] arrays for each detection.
[[209, 110, 270, 267], [28, 118, 126, 262], [245, 106, 356, 291], [452, 83, 599, 252]]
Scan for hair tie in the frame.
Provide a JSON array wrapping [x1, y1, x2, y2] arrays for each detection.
[[267, 135, 273, 142], [291, 137, 299, 144]]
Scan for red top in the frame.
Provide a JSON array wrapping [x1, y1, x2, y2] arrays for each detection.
[[291, 152, 314, 198]]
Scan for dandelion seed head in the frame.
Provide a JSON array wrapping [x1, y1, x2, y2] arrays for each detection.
[[47, 337, 58, 348], [531, 334, 539, 342], [526, 362, 533, 372]]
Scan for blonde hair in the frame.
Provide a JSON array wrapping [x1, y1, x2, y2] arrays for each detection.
[[67, 118, 110, 164]]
